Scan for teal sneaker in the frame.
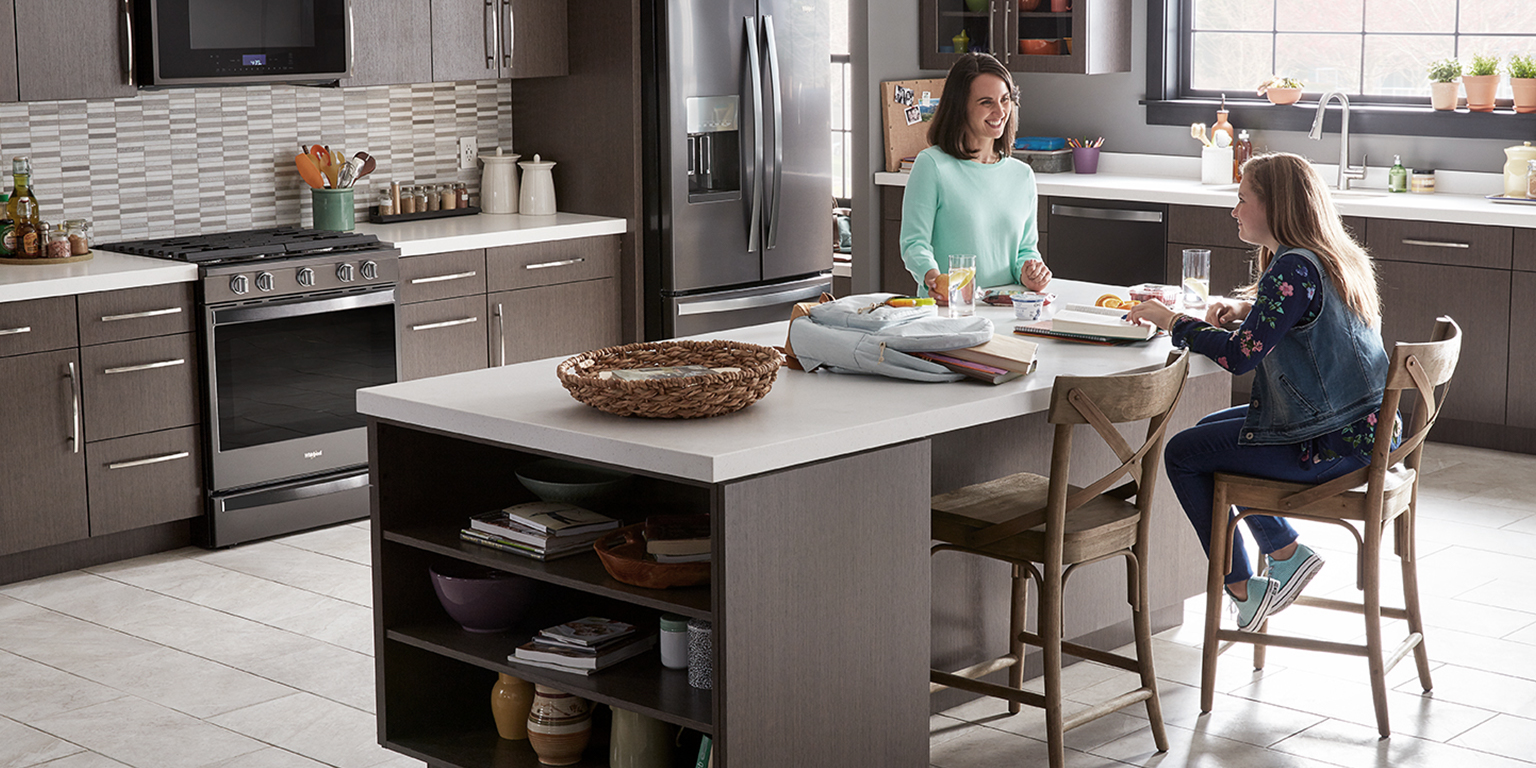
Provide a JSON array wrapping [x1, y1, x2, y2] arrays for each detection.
[[1266, 543, 1324, 614], [1227, 576, 1280, 633]]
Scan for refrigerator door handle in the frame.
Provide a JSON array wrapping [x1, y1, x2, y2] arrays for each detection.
[[763, 15, 783, 250], [676, 283, 830, 316], [744, 16, 764, 255]]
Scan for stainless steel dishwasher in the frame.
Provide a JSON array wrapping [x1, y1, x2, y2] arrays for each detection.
[[1046, 198, 1169, 287]]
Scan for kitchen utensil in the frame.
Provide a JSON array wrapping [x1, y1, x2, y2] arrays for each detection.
[[480, 148, 521, 213], [337, 157, 362, 189], [518, 154, 558, 216], [353, 152, 376, 181], [312, 188, 356, 231], [295, 153, 326, 189], [1190, 123, 1213, 148], [323, 147, 342, 188]]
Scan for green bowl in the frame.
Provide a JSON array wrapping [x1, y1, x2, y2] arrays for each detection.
[[514, 458, 634, 509]]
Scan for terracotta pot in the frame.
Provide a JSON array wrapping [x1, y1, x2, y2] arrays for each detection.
[[1513, 78, 1536, 114], [1265, 87, 1302, 106], [526, 686, 592, 766], [1462, 74, 1500, 112], [1430, 81, 1459, 111]]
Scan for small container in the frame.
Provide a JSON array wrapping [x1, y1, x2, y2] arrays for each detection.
[[659, 614, 689, 669], [1129, 283, 1180, 305], [63, 219, 91, 255], [45, 226, 71, 259], [400, 185, 417, 214], [1526, 160, 1536, 200], [412, 185, 428, 213], [456, 182, 470, 208], [1410, 169, 1436, 194], [686, 618, 712, 689], [441, 184, 457, 210], [1012, 292, 1048, 321], [377, 187, 394, 217], [426, 184, 441, 211]]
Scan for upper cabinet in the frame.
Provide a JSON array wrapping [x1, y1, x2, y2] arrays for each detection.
[[346, 0, 434, 87], [430, 0, 567, 83], [15, 0, 136, 101], [919, 0, 1130, 75], [0, 0, 16, 102]]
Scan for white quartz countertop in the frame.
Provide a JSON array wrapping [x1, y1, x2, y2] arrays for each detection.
[[0, 250, 197, 304], [356, 212, 627, 257], [358, 279, 1223, 484], [876, 152, 1536, 229]]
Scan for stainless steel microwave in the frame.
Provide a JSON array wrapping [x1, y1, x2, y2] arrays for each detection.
[[133, 0, 352, 87]]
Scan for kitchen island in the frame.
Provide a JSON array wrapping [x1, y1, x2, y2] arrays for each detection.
[[357, 280, 1230, 767]]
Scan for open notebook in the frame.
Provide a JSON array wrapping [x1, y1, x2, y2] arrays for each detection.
[[1015, 304, 1159, 343]]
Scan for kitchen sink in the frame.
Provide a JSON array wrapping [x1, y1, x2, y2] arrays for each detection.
[[1328, 188, 1389, 198]]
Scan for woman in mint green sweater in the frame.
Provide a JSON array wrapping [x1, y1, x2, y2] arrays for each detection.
[[900, 53, 1050, 300]]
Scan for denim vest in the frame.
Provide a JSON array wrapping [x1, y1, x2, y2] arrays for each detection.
[[1240, 248, 1388, 446]]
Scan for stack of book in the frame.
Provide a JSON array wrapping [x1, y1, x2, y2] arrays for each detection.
[[899, 155, 917, 172], [510, 617, 656, 675], [460, 501, 620, 561], [644, 514, 711, 563], [913, 334, 1039, 384]]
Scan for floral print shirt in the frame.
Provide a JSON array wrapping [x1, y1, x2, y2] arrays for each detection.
[[1168, 251, 1400, 466]]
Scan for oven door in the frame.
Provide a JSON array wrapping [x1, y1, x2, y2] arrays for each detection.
[[144, 0, 352, 86], [205, 285, 397, 492]]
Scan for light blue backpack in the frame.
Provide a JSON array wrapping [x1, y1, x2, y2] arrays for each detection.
[[786, 293, 994, 382]]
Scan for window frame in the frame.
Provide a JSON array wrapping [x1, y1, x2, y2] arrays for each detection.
[[1143, 0, 1536, 140]]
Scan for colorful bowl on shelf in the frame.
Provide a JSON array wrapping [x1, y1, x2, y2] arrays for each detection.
[[429, 561, 536, 633], [1020, 38, 1061, 56]]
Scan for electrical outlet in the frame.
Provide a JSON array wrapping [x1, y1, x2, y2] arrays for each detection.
[[458, 136, 479, 170]]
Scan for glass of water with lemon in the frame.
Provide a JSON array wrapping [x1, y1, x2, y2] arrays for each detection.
[[946, 254, 978, 317], [1181, 248, 1210, 312]]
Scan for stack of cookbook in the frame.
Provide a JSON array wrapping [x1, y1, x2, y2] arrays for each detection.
[[460, 501, 619, 561], [510, 617, 656, 675]]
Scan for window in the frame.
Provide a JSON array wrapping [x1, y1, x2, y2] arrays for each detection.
[[830, 0, 852, 204], [1186, 0, 1536, 103]]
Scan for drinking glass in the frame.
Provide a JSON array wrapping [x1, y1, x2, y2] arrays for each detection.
[[947, 254, 978, 318], [1182, 248, 1210, 312]]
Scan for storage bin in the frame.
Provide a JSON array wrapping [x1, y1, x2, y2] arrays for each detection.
[[1014, 148, 1074, 173]]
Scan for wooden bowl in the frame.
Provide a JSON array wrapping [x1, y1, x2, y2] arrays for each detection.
[[594, 524, 710, 589]]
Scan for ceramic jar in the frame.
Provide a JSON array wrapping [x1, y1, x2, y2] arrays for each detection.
[[609, 707, 674, 768], [518, 154, 558, 216], [490, 673, 534, 740], [526, 685, 592, 766], [479, 148, 521, 214], [1503, 142, 1536, 198]]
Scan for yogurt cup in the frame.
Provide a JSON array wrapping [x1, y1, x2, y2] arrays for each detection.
[[1012, 292, 1049, 321]]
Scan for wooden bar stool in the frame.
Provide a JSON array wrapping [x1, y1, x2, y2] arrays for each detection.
[[1200, 317, 1462, 738], [930, 349, 1189, 768]]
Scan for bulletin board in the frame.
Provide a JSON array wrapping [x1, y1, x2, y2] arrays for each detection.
[[880, 78, 945, 173]]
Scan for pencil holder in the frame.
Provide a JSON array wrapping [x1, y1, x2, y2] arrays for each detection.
[[1072, 146, 1099, 174]]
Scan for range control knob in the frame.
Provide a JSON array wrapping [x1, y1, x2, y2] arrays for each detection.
[[229, 274, 250, 295], [255, 271, 275, 292], [359, 260, 379, 280], [296, 267, 316, 287], [336, 262, 355, 282]]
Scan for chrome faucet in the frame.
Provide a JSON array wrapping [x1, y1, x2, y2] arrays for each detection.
[[1308, 90, 1367, 191]]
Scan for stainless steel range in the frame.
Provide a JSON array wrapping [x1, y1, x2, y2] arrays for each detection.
[[103, 227, 401, 547]]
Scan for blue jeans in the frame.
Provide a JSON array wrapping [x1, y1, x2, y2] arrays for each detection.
[[1164, 406, 1370, 585]]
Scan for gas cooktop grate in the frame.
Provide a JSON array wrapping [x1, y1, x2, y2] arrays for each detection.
[[102, 227, 386, 264]]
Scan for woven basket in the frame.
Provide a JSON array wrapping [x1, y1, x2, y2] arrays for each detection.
[[556, 339, 781, 418]]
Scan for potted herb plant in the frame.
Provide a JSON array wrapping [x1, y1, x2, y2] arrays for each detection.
[[1510, 55, 1536, 113], [1427, 58, 1462, 111], [1463, 53, 1501, 112], [1257, 75, 1303, 105]]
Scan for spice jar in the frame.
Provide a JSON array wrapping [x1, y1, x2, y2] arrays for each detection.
[[46, 226, 71, 259], [63, 219, 91, 255], [1526, 160, 1536, 200], [377, 187, 394, 217], [456, 182, 470, 208], [413, 185, 428, 213], [428, 184, 443, 211], [400, 185, 417, 214], [1410, 169, 1436, 194], [440, 184, 456, 210]]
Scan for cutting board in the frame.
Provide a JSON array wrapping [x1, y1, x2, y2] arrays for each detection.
[[880, 78, 945, 173]]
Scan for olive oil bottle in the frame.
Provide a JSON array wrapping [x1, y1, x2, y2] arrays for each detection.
[[6, 157, 42, 258]]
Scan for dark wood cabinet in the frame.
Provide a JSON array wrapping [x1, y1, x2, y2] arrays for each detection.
[[346, 0, 434, 86], [0, 347, 89, 556], [489, 278, 620, 366], [1509, 271, 1536, 429], [85, 425, 202, 536], [76, 283, 194, 345], [919, 0, 1130, 75], [0, 0, 17, 102], [399, 295, 490, 380], [79, 333, 199, 442], [15, 0, 136, 101], [430, 0, 567, 82]]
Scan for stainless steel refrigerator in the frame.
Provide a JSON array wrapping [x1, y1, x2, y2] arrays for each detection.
[[642, 0, 832, 340]]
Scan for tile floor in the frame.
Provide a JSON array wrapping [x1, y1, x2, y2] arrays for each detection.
[[2, 442, 1534, 767]]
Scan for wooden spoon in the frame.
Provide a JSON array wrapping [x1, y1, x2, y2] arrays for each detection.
[[295, 153, 326, 189], [352, 152, 376, 184]]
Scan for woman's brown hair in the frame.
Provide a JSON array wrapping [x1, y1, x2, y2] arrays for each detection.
[[926, 53, 1018, 163], [1237, 152, 1382, 326]]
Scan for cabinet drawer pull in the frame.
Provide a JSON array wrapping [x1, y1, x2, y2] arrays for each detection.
[[67, 361, 80, 454], [100, 307, 182, 322], [411, 270, 478, 284], [108, 451, 190, 471], [524, 258, 585, 270], [104, 358, 185, 375], [1400, 238, 1470, 249], [0, 325, 31, 336], [411, 317, 479, 331]]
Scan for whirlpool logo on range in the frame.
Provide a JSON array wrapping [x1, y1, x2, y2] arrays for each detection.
[[304, 450, 324, 460]]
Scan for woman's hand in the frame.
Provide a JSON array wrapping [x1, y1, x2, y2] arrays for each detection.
[[1205, 297, 1252, 329], [922, 269, 948, 305], [1021, 260, 1052, 291], [1124, 299, 1177, 332]]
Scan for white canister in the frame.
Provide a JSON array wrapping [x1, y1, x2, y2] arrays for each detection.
[[479, 148, 521, 214], [1011, 292, 1048, 321], [659, 614, 689, 670], [519, 154, 558, 215], [1201, 145, 1234, 185]]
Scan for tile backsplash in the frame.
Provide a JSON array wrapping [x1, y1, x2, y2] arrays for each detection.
[[0, 80, 512, 242]]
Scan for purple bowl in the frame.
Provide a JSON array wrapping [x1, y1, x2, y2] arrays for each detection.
[[429, 562, 535, 633]]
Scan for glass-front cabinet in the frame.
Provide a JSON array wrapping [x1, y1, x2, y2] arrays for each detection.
[[919, 0, 1131, 75]]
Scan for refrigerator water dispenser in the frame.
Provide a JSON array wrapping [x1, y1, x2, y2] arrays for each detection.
[[686, 96, 741, 201]]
